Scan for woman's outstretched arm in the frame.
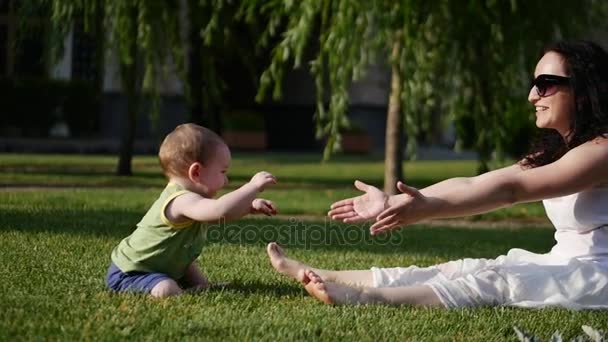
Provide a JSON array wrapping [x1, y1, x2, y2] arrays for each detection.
[[371, 139, 608, 234], [328, 163, 523, 223]]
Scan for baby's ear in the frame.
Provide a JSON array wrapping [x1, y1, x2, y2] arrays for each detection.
[[187, 162, 203, 182]]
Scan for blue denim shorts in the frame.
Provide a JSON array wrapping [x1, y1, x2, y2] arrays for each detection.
[[106, 263, 171, 294]]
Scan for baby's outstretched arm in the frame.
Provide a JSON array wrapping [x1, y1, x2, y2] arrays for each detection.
[[170, 171, 277, 222]]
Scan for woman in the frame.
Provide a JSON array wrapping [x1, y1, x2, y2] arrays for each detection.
[[267, 40, 608, 308]]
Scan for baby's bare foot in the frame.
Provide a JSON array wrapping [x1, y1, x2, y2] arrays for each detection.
[[266, 242, 307, 283], [303, 269, 366, 305]]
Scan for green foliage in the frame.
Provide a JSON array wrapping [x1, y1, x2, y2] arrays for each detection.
[[247, 0, 608, 168], [250, 0, 406, 159], [445, 0, 607, 172], [33, 0, 264, 129], [186, 0, 263, 124], [17, 0, 183, 151], [30, 0, 185, 117]]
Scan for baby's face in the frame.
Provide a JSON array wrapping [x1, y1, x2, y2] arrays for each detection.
[[198, 143, 231, 197]]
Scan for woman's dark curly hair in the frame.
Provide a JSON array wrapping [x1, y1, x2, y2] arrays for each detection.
[[521, 40, 608, 168]]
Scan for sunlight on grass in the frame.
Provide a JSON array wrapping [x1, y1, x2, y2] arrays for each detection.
[[0, 153, 545, 220], [2, 153, 601, 340]]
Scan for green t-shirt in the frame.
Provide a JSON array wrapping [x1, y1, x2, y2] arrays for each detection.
[[111, 183, 207, 279]]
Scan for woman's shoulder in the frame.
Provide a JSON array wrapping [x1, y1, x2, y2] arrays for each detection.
[[575, 135, 608, 151], [557, 135, 608, 169], [575, 136, 608, 186], [592, 135, 608, 144]]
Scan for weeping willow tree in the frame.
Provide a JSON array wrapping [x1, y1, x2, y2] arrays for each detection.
[[24, 0, 608, 180], [31, 0, 184, 175], [31, 0, 257, 175], [185, 0, 261, 134], [240, 0, 607, 193]]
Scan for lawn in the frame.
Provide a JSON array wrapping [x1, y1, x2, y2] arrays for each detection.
[[1, 153, 605, 340], [0, 152, 546, 220]]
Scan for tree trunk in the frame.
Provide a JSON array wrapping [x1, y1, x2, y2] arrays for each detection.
[[116, 8, 139, 176], [116, 91, 138, 176], [384, 36, 404, 194]]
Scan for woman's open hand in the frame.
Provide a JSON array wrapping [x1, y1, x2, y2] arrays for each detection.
[[328, 180, 388, 223], [370, 181, 429, 235]]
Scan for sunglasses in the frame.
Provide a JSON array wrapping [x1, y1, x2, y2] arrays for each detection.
[[530, 74, 571, 97]]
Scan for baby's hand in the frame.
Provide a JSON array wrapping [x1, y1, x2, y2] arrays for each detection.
[[251, 198, 278, 216], [249, 171, 277, 192]]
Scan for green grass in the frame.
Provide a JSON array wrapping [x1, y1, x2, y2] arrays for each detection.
[[1, 153, 605, 340], [0, 153, 547, 220]]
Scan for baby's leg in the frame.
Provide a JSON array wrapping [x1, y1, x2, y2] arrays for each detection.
[[303, 270, 443, 307], [150, 279, 183, 298], [106, 263, 180, 297], [267, 242, 374, 287], [182, 262, 209, 291]]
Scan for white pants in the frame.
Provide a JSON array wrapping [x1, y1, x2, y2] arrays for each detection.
[[371, 248, 608, 309]]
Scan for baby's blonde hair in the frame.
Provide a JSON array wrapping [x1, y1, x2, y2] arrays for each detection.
[[158, 123, 224, 179]]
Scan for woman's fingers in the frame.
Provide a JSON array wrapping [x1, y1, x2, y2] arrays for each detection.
[[343, 216, 366, 223], [354, 180, 370, 192], [370, 213, 397, 231], [371, 221, 400, 235], [328, 205, 354, 216], [376, 205, 400, 221], [330, 198, 355, 210], [331, 211, 358, 220], [396, 181, 422, 199]]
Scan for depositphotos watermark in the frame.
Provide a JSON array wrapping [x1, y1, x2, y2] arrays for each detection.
[[205, 217, 404, 248]]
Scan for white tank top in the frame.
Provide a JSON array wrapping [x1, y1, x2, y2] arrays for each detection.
[[543, 187, 608, 261]]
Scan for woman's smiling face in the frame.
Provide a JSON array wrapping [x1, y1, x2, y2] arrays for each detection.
[[528, 51, 576, 138]]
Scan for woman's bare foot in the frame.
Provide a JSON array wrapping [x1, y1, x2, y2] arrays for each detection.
[[267, 242, 309, 283], [302, 270, 366, 305], [302, 270, 333, 304]]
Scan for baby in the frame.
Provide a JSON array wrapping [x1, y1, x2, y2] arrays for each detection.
[[106, 123, 277, 297]]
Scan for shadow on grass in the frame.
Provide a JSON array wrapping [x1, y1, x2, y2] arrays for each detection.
[[0, 209, 555, 260], [0, 207, 143, 238], [206, 279, 303, 298]]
